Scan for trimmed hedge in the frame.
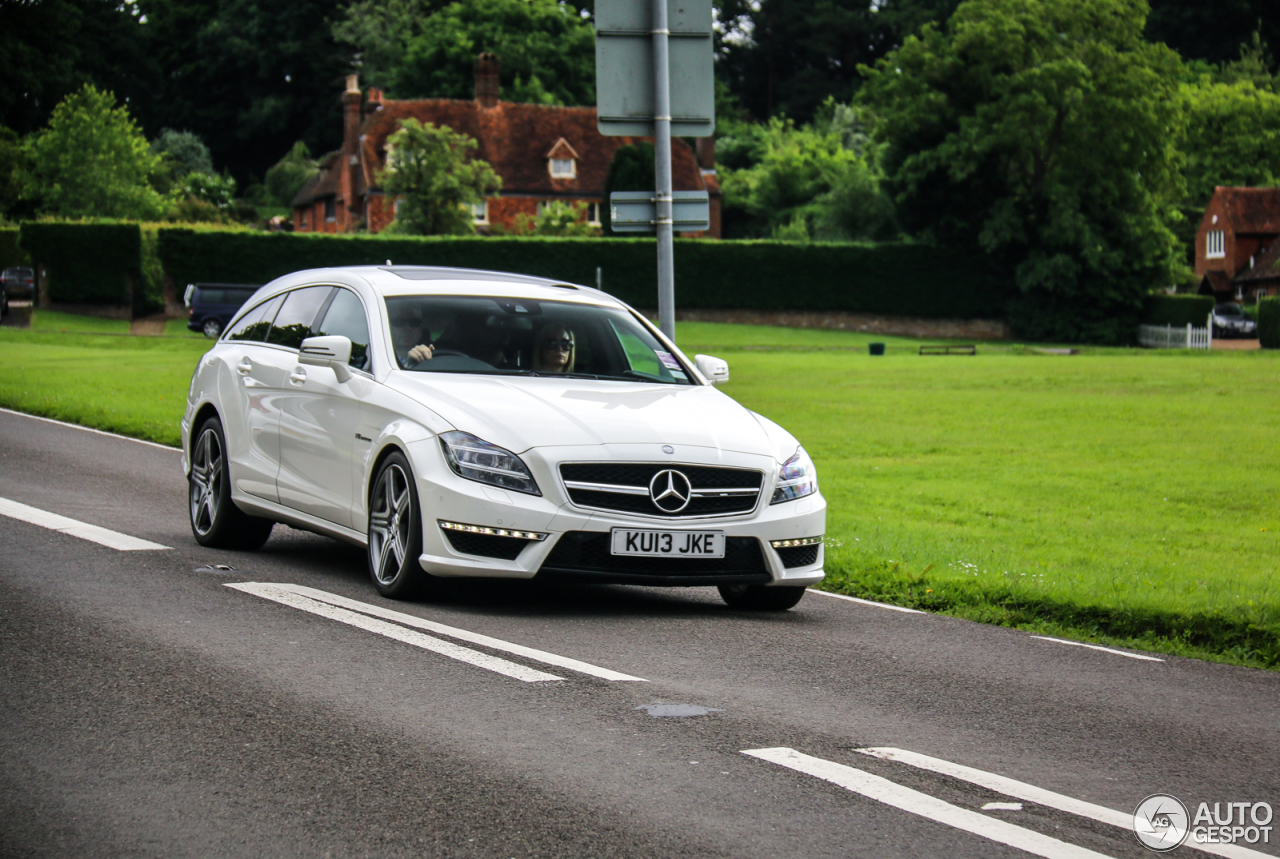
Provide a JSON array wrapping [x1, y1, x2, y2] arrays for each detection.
[[19, 222, 142, 306], [0, 229, 28, 268], [1141, 293, 1214, 327], [156, 229, 1011, 319], [1259, 296, 1280, 349]]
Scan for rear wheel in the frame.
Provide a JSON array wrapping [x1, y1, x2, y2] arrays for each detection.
[[367, 452, 441, 599], [202, 318, 223, 339], [189, 416, 274, 549], [718, 583, 807, 611]]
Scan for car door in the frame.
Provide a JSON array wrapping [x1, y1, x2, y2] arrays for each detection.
[[218, 294, 287, 501], [275, 286, 372, 528]]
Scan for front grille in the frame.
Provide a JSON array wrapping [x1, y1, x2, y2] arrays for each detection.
[[538, 531, 770, 586], [443, 530, 532, 560], [559, 463, 763, 518], [775, 543, 820, 568]]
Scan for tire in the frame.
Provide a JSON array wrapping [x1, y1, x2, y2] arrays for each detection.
[[718, 583, 807, 611], [367, 451, 440, 599], [202, 318, 223, 339], [188, 416, 275, 549]]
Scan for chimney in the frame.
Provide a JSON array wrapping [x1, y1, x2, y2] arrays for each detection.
[[696, 136, 716, 173], [343, 74, 362, 157], [475, 52, 500, 108], [364, 87, 384, 117]]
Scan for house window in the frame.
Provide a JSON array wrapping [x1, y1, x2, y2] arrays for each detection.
[[1206, 230, 1225, 259], [587, 202, 602, 226], [471, 201, 489, 224], [550, 158, 576, 178], [393, 198, 402, 218], [324, 198, 336, 222], [300, 209, 309, 229]]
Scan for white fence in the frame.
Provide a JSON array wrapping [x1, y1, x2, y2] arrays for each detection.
[[1138, 320, 1212, 350]]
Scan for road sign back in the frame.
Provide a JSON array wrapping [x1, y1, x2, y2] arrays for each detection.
[[595, 0, 714, 137]]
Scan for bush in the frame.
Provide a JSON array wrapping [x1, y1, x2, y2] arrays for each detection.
[[19, 221, 141, 305], [1259, 296, 1280, 349], [1141, 294, 1215, 327], [155, 228, 1012, 319]]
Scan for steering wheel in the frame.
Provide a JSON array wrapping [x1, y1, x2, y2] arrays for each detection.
[[427, 349, 468, 358]]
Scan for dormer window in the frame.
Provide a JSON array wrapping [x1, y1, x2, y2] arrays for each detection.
[[546, 138, 579, 180]]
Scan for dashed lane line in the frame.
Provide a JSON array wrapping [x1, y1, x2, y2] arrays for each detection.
[[1031, 636, 1166, 662], [743, 747, 1117, 859], [0, 496, 169, 551], [273, 583, 647, 682], [226, 583, 563, 682], [857, 747, 1272, 859]]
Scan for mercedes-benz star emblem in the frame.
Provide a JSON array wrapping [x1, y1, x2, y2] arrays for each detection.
[[649, 469, 692, 513]]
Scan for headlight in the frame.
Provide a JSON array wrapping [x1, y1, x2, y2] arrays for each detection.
[[439, 431, 541, 496], [771, 446, 818, 504]]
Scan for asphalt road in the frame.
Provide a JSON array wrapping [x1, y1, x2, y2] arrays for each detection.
[[1, 408, 1276, 859]]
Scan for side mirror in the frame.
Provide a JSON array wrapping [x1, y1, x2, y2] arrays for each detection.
[[694, 354, 729, 385], [299, 335, 353, 382]]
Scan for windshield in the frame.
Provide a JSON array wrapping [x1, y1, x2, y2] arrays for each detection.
[[384, 296, 694, 385], [1216, 304, 1244, 316]]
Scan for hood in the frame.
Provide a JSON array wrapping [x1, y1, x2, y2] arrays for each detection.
[[389, 373, 776, 456]]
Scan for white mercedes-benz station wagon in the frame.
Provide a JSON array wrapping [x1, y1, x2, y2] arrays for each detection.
[[182, 266, 825, 610]]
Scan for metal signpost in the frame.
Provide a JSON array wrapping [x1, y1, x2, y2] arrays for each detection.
[[596, 0, 714, 341]]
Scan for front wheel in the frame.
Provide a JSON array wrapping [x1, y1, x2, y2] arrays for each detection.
[[202, 318, 223, 339], [367, 451, 440, 599], [188, 416, 274, 549], [718, 584, 807, 611]]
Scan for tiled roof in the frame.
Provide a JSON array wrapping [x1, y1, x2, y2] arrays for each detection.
[[357, 98, 706, 196], [1201, 270, 1233, 293], [1212, 187, 1280, 234], [1234, 239, 1280, 282], [292, 151, 342, 207]]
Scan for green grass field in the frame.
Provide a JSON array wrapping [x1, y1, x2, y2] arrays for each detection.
[[0, 315, 1275, 667]]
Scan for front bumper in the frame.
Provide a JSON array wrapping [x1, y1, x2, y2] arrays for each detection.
[[407, 439, 826, 587]]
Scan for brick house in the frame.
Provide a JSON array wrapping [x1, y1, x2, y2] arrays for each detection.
[[1195, 186, 1280, 302], [292, 56, 720, 237]]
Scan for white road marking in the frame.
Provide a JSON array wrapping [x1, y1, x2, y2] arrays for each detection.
[[0, 406, 179, 451], [227, 583, 563, 682], [1031, 636, 1165, 662], [275, 583, 647, 682], [743, 747, 1116, 859], [811, 589, 926, 613], [984, 802, 1024, 811], [857, 748, 1273, 859], [0, 496, 170, 551]]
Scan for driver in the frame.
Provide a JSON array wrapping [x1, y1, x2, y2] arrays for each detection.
[[533, 324, 575, 373], [390, 306, 434, 368]]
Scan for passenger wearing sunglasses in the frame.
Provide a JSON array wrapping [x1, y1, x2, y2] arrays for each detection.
[[533, 324, 575, 373]]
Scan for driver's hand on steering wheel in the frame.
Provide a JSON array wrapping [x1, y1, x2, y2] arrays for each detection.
[[408, 343, 434, 363]]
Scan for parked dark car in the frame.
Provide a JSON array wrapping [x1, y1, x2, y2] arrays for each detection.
[[1, 267, 35, 316], [185, 283, 261, 338], [1211, 303, 1258, 339]]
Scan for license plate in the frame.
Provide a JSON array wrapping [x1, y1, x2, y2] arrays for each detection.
[[610, 528, 725, 558]]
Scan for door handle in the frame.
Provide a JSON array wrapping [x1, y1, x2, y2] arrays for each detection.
[[237, 358, 253, 376], [289, 369, 307, 385]]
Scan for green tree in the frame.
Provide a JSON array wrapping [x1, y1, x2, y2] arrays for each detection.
[[859, 0, 1186, 343], [24, 84, 172, 219], [390, 0, 596, 105], [380, 119, 501, 235], [531, 200, 598, 236], [0, 126, 24, 220], [600, 142, 654, 235], [333, 0, 448, 90], [718, 112, 895, 240], [264, 141, 321, 207], [151, 129, 215, 178]]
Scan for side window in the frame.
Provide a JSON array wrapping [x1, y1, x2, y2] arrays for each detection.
[[225, 295, 283, 342], [266, 286, 334, 350], [315, 288, 372, 371]]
